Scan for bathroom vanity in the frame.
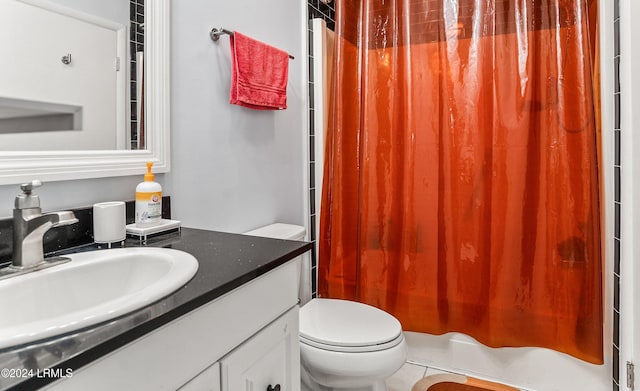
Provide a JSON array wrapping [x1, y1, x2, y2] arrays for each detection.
[[0, 228, 311, 391]]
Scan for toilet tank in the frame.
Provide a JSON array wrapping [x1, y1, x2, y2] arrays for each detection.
[[244, 223, 306, 241], [243, 223, 310, 305]]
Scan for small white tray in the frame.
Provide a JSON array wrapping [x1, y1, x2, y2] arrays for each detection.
[[126, 219, 181, 243]]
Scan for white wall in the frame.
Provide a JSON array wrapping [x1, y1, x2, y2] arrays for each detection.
[[47, 0, 129, 25], [165, 0, 307, 233], [0, 0, 306, 232]]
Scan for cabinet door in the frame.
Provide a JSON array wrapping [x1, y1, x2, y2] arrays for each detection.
[[221, 307, 300, 391]]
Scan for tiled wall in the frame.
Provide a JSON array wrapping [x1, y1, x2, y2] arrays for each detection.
[[612, 0, 621, 389], [307, 0, 335, 298], [129, 0, 144, 149], [308, 1, 335, 30]]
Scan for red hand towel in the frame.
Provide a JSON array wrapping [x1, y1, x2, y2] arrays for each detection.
[[230, 32, 289, 110]]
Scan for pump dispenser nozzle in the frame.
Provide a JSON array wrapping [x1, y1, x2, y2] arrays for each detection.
[[144, 162, 155, 182]]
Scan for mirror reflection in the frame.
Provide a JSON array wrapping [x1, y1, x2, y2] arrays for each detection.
[[0, 0, 145, 151]]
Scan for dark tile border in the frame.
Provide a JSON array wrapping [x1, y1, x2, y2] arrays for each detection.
[[307, 2, 335, 299], [0, 197, 171, 265], [613, 0, 621, 388]]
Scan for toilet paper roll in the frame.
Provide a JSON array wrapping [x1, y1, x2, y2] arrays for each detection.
[[93, 201, 126, 244]]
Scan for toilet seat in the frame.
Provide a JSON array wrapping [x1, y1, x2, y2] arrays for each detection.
[[299, 298, 404, 353], [300, 331, 404, 353]]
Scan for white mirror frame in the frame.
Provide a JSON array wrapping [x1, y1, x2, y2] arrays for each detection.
[[0, 0, 170, 185]]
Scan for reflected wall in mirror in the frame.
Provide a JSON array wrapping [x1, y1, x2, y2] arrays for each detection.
[[0, 0, 145, 151], [0, 0, 170, 185]]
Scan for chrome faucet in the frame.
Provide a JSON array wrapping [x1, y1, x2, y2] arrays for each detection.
[[0, 180, 78, 279]]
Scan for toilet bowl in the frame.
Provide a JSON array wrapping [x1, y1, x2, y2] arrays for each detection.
[[299, 298, 407, 391], [244, 223, 408, 391]]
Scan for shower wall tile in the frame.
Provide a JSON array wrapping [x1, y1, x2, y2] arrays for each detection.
[[309, 108, 316, 136], [614, 238, 620, 275], [309, 135, 315, 161], [129, 0, 144, 149], [308, 1, 335, 31], [614, 167, 620, 203], [614, 275, 620, 313], [614, 203, 621, 238], [307, 2, 335, 299], [612, 4, 621, 390], [615, 93, 621, 129], [615, 130, 620, 166], [614, 306, 620, 348], [614, 57, 620, 94], [308, 83, 315, 109]]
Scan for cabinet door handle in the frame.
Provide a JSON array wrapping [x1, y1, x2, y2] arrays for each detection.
[[267, 385, 281, 391]]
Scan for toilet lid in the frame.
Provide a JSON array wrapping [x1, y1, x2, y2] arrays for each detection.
[[299, 299, 403, 350]]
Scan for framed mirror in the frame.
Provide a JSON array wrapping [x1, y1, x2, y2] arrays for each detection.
[[0, 0, 170, 185]]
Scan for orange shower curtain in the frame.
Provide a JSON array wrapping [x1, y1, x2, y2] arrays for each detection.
[[319, 0, 602, 364]]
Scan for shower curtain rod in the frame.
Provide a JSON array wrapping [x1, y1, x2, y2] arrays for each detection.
[[209, 27, 295, 59]]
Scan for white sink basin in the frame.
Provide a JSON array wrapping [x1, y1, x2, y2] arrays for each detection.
[[0, 247, 198, 349]]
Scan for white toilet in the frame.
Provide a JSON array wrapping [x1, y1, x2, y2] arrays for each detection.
[[244, 223, 408, 391]]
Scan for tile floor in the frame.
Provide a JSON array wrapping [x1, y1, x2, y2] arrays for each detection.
[[386, 361, 527, 391], [386, 361, 427, 390], [386, 362, 448, 391]]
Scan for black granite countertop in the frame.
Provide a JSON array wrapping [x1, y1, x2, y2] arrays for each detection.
[[0, 227, 312, 391]]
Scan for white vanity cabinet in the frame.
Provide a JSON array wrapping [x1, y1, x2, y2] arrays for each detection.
[[44, 260, 301, 391]]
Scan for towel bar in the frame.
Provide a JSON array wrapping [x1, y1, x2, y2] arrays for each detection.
[[210, 27, 295, 60]]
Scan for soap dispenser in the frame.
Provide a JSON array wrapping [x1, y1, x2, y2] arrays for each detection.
[[135, 162, 162, 227]]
